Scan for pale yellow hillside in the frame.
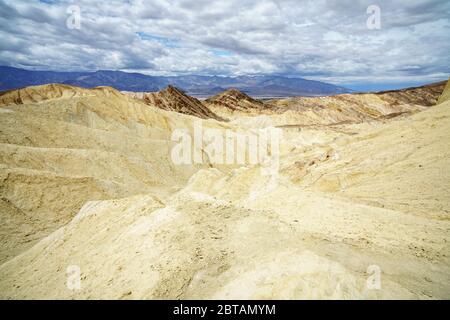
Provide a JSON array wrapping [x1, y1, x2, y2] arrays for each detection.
[[0, 84, 228, 263], [0, 86, 449, 299], [437, 78, 450, 104]]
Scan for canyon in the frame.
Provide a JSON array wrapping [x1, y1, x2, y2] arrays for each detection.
[[0, 79, 449, 299]]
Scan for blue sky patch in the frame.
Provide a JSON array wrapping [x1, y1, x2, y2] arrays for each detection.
[[211, 49, 233, 57], [136, 32, 181, 48]]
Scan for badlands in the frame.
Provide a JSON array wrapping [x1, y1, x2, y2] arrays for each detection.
[[0, 79, 449, 299]]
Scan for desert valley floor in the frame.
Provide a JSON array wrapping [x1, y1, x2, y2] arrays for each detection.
[[0, 79, 449, 299]]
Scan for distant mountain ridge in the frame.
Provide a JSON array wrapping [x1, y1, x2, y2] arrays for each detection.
[[0, 66, 351, 98]]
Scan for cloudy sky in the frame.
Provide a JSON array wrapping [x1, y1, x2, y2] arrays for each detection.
[[0, 0, 449, 89]]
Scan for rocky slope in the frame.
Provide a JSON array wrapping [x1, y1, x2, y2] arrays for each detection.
[[263, 81, 446, 127], [206, 88, 264, 111], [204, 88, 280, 118], [204, 81, 445, 127], [0, 83, 107, 105], [0, 80, 449, 299], [438, 78, 450, 104], [0, 84, 228, 263], [123, 85, 224, 121]]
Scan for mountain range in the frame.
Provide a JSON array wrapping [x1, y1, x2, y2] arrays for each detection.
[[0, 66, 350, 98]]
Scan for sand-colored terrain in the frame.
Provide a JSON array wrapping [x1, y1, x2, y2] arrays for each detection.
[[206, 81, 445, 126], [0, 84, 232, 263], [438, 78, 450, 105], [0, 81, 449, 299]]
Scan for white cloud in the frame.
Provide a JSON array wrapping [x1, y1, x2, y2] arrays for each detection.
[[0, 0, 449, 85]]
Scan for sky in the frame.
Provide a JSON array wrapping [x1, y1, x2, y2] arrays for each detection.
[[0, 0, 449, 90]]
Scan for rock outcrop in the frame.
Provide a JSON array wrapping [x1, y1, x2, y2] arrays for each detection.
[[124, 85, 224, 121], [205, 88, 264, 111]]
